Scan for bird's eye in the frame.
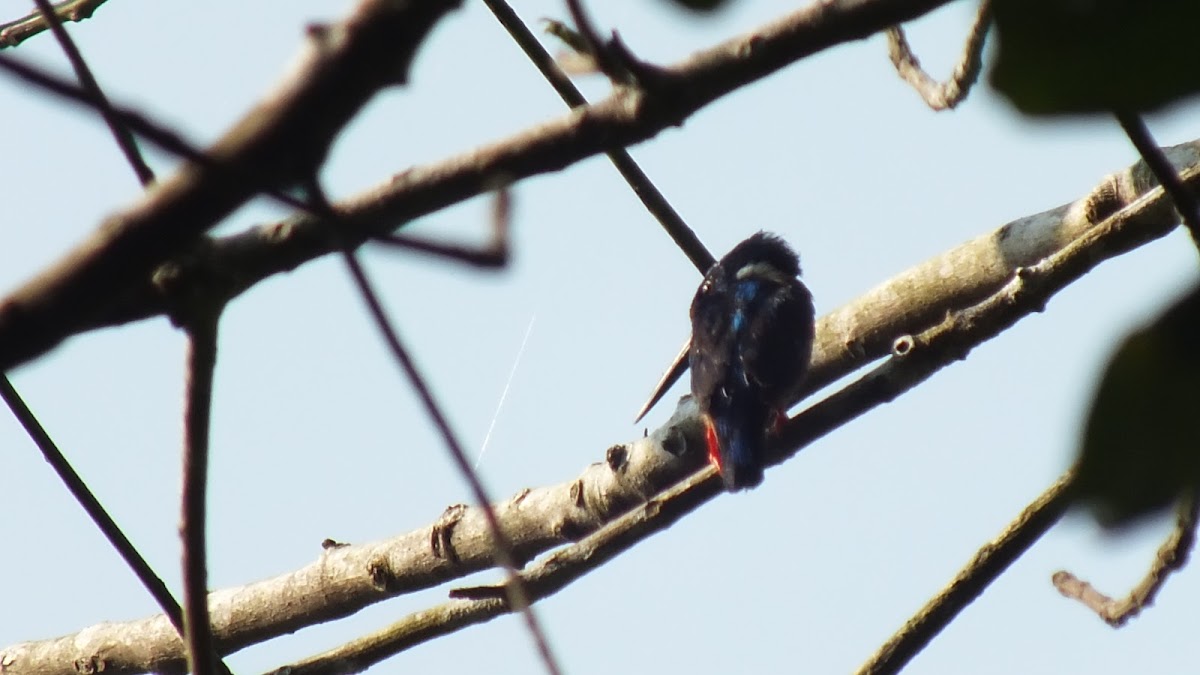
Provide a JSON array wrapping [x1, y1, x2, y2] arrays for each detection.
[[700, 279, 713, 294]]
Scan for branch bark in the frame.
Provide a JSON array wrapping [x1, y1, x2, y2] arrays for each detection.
[[0, 0, 957, 372], [3, 142, 1195, 675]]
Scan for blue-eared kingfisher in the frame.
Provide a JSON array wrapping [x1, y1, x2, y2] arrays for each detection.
[[689, 232, 815, 491]]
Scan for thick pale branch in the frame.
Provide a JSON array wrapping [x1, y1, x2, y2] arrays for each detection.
[[644, 141, 1200, 412], [0, 405, 706, 675], [4, 145, 1195, 675], [271, 455, 726, 675], [277, 151, 1200, 672], [0, 0, 462, 370], [0, 0, 955, 370], [804, 142, 1198, 396]]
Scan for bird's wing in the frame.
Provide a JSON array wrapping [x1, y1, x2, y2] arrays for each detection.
[[742, 280, 815, 403]]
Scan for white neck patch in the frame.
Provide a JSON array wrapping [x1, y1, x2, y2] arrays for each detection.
[[735, 262, 790, 284]]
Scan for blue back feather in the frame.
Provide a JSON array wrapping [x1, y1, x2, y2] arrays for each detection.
[[713, 410, 766, 490]]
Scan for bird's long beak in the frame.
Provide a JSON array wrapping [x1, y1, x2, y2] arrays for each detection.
[[633, 338, 692, 424]]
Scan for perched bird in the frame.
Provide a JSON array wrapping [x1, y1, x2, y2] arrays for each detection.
[[689, 232, 815, 491]]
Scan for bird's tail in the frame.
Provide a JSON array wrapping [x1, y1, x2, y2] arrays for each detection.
[[707, 414, 767, 491]]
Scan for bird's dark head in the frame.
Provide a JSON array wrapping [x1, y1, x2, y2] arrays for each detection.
[[719, 231, 800, 282], [693, 231, 801, 306]]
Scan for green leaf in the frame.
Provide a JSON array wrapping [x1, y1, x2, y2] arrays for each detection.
[[1074, 282, 1200, 527], [990, 0, 1200, 114]]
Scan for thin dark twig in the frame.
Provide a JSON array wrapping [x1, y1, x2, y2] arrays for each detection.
[[0, 0, 108, 49], [0, 375, 188, 629], [340, 251, 564, 675], [371, 186, 511, 268], [0, 51, 196, 155], [180, 311, 223, 675], [372, 233, 507, 267], [885, 0, 991, 111], [561, 0, 640, 85], [3, 373, 235, 675], [857, 472, 1074, 674], [1115, 111, 1200, 251], [1053, 490, 1198, 627], [0, 52, 311, 211], [29, 7, 232, 671], [561, 0, 607, 69], [489, 7, 584, 107], [482, 0, 713, 273], [32, 0, 154, 184], [541, 19, 596, 75], [492, 182, 512, 241], [485, 0, 709, 422], [606, 150, 713, 271]]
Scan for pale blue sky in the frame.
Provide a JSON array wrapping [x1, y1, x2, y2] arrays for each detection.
[[2, 1, 1199, 673]]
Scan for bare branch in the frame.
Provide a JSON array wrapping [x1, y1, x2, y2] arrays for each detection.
[[0, 376, 189, 633], [0, 54, 318, 216], [563, 0, 660, 88], [0, 0, 108, 49], [483, 0, 714, 273], [31, 21, 222, 671], [0, 0, 959, 372], [179, 309, 224, 675], [13, 15, 219, 652], [1116, 112, 1200, 252], [372, 187, 510, 268], [95, 7, 1194, 373], [279, 151, 1200, 669], [886, 0, 992, 111], [798, 143, 1195, 394], [858, 473, 1074, 674], [4, 143, 1195, 675], [31, 0, 153, 184], [0, 415, 697, 675], [541, 18, 598, 76], [635, 141, 1200, 422], [270, 461, 725, 675], [0, 0, 463, 370], [340, 250, 563, 675], [1054, 492, 1198, 627], [302, 152, 1200, 670]]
